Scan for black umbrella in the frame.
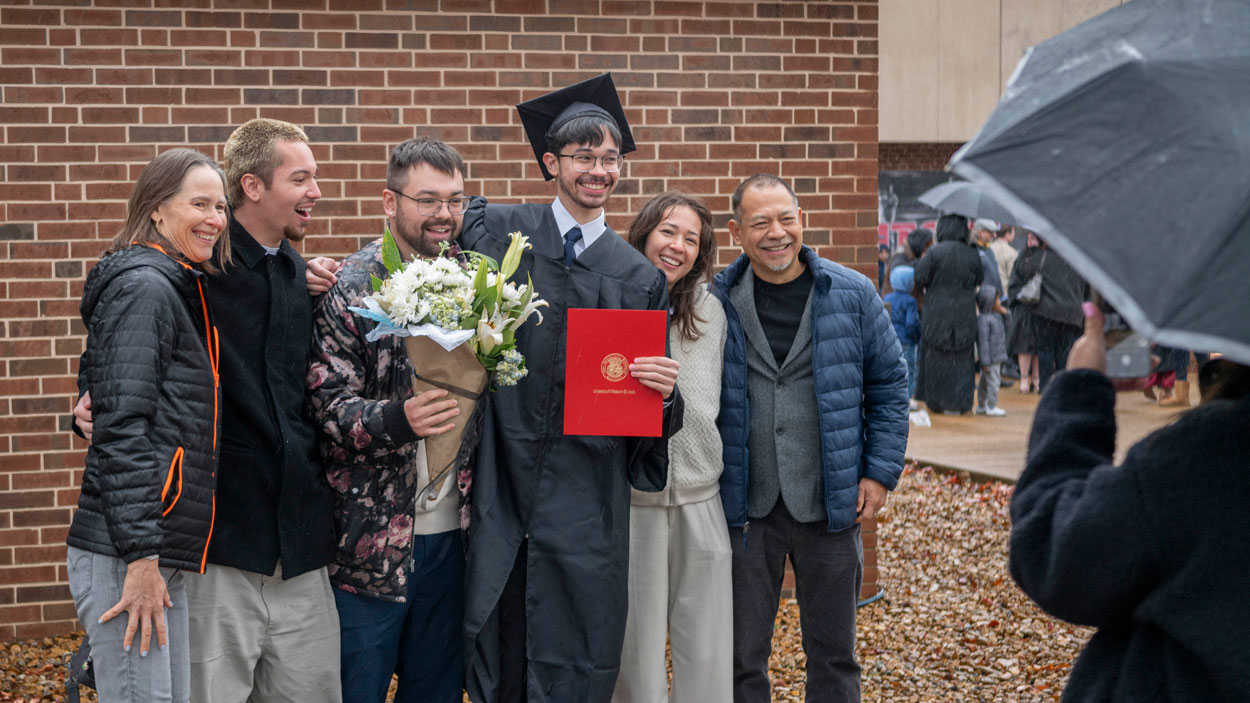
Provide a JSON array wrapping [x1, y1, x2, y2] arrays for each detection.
[[917, 181, 1021, 226], [950, 0, 1250, 364]]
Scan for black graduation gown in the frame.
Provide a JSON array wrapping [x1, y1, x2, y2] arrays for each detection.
[[457, 199, 684, 702]]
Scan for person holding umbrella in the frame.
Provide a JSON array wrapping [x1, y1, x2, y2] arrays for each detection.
[[1010, 303, 1250, 701]]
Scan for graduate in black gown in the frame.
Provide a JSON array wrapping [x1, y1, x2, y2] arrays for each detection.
[[457, 74, 684, 703]]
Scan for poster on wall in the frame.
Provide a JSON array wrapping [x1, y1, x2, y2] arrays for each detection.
[[877, 170, 951, 252]]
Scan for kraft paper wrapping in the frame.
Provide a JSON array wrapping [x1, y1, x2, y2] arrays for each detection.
[[403, 335, 489, 505]]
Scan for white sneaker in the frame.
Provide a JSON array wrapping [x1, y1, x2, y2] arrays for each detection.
[[909, 399, 919, 411], [985, 406, 1007, 417], [974, 406, 987, 415]]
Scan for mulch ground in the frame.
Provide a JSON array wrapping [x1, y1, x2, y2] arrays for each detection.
[[2, 464, 1090, 702], [768, 464, 1092, 702]]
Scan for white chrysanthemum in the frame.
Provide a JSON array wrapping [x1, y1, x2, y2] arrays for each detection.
[[500, 282, 522, 304]]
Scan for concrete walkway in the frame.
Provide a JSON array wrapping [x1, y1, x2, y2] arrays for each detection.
[[905, 378, 1196, 482]]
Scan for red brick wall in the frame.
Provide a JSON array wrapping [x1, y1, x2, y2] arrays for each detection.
[[879, 141, 960, 172], [0, 1, 879, 639]]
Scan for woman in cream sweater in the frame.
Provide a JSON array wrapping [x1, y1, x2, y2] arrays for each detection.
[[614, 192, 731, 703]]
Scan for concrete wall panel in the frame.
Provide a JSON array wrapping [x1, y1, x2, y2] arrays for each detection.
[[937, 0, 1002, 141], [880, 0, 940, 141], [883, 0, 1128, 142]]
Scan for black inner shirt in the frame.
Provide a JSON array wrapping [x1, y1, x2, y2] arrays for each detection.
[[752, 267, 814, 366]]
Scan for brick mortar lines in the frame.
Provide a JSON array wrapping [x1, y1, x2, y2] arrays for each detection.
[[0, 1, 879, 637]]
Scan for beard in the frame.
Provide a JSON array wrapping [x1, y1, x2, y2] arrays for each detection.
[[283, 224, 307, 243], [762, 237, 797, 271], [395, 212, 457, 258]]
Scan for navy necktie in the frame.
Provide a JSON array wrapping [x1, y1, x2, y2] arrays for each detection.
[[564, 226, 583, 267]]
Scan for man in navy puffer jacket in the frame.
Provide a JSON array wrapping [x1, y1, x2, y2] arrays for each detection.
[[714, 174, 909, 702]]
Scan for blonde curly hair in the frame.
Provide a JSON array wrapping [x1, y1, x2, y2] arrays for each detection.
[[223, 118, 309, 207]]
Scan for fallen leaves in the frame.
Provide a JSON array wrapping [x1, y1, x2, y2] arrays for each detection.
[[6, 465, 1089, 703], [0, 633, 88, 703], [766, 464, 1092, 702]]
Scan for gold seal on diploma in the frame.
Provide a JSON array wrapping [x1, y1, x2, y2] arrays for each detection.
[[600, 353, 627, 382]]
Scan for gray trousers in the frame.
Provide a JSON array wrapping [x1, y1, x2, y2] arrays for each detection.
[[731, 501, 862, 703], [185, 562, 341, 703], [977, 362, 1002, 410], [68, 546, 190, 703]]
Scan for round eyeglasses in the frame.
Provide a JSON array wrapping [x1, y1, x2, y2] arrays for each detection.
[[556, 153, 624, 173], [390, 190, 472, 216]]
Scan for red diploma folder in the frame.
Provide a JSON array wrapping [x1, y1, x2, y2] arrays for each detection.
[[563, 308, 667, 437]]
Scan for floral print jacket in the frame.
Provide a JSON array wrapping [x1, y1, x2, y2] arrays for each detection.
[[307, 241, 470, 602]]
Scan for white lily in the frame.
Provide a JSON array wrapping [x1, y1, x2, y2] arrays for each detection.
[[499, 231, 530, 280], [476, 312, 505, 354], [506, 297, 549, 331]]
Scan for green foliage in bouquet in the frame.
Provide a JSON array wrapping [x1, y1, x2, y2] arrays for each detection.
[[367, 223, 547, 386]]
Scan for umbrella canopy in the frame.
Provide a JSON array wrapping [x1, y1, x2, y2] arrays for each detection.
[[917, 181, 1022, 226], [950, 0, 1250, 364]]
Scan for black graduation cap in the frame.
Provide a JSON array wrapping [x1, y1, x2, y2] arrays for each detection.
[[516, 72, 636, 181]]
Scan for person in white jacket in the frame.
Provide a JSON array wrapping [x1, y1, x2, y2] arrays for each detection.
[[614, 191, 731, 703]]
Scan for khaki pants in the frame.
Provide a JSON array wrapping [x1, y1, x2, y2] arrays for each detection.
[[613, 495, 733, 703], [186, 562, 341, 703]]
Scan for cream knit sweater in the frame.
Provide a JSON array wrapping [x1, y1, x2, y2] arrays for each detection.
[[632, 288, 728, 507]]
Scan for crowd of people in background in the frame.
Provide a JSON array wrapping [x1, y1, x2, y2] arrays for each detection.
[[58, 46, 1248, 699], [879, 214, 1134, 416], [880, 211, 1227, 420]]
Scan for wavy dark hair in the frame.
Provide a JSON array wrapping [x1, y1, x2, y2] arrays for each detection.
[[627, 191, 716, 343], [907, 227, 934, 259]]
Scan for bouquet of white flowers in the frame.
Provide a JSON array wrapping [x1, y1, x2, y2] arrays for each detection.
[[350, 225, 548, 509], [354, 225, 548, 387]]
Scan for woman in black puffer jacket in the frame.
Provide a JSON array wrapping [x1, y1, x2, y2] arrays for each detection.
[[66, 149, 227, 703]]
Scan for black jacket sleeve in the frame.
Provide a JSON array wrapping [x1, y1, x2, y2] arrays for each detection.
[[87, 270, 177, 562], [70, 350, 88, 440], [1009, 369, 1166, 626]]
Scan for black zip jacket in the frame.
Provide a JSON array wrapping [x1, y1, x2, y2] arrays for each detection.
[[68, 245, 220, 572], [202, 220, 335, 579]]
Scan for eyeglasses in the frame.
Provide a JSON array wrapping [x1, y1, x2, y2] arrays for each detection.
[[556, 153, 625, 173], [389, 190, 472, 216]]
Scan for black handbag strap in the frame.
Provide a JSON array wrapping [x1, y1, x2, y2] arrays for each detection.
[[66, 634, 95, 703]]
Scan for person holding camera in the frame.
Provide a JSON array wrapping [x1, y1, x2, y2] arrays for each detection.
[[1011, 303, 1250, 701]]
